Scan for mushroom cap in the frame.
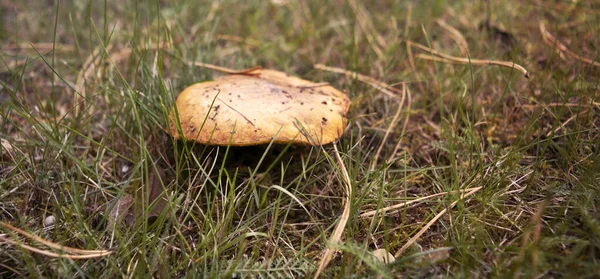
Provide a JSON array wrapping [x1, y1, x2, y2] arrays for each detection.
[[168, 69, 350, 146]]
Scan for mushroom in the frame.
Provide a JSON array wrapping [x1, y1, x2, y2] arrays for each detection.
[[110, 67, 350, 228], [168, 68, 350, 146]]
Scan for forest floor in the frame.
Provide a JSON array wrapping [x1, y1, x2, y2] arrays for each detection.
[[1, 1, 599, 278]]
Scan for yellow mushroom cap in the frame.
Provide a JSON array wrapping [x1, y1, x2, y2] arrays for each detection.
[[168, 69, 350, 146]]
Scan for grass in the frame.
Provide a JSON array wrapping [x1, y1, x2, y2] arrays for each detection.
[[1, 0, 599, 277]]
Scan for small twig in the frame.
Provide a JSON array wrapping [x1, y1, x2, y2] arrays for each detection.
[[314, 144, 353, 278], [539, 22, 600, 67], [314, 64, 401, 98], [394, 186, 482, 257], [409, 41, 530, 78]]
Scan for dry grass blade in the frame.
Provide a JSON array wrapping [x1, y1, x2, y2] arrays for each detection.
[[313, 63, 407, 167], [314, 64, 401, 98], [409, 41, 530, 78], [545, 109, 587, 137], [3, 42, 75, 52], [74, 46, 108, 116], [0, 236, 110, 259], [0, 221, 112, 258], [193, 61, 262, 75], [314, 144, 353, 278], [387, 86, 412, 164], [435, 19, 469, 55], [1, 221, 111, 255], [74, 42, 172, 116], [394, 186, 481, 257], [204, 0, 220, 24], [514, 202, 547, 279], [109, 40, 177, 64], [349, 0, 387, 49], [404, 4, 427, 95], [348, 0, 386, 59], [521, 103, 596, 109], [539, 22, 600, 67], [216, 34, 261, 47], [0, 59, 31, 73], [371, 84, 407, 170], [360, 187, 481, 218], [109, 47, 133, 64]]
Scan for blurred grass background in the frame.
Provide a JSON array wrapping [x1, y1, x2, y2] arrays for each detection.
[[1, 0, 599, 277]]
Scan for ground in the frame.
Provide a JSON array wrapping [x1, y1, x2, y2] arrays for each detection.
[[1, 0, 599, 278]]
